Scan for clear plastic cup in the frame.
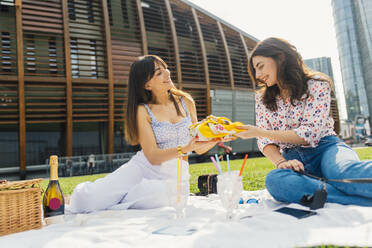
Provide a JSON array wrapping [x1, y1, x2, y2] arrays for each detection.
[[217, 171, 243, 220], [166, 180, 190, 219]]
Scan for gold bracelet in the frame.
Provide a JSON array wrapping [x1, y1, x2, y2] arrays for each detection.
[[177, 146, 186, 156]]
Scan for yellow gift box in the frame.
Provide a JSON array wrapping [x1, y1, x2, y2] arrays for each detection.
[[189, 115, 244, 141]]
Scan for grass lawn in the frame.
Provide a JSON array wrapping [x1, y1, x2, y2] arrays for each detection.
[[41, 147, 372, 195]]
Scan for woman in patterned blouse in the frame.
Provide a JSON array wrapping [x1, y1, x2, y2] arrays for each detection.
[[235, 37, 372, 206]]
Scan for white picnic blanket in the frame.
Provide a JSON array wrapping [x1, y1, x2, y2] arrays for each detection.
[[1, 189, 372, 248]]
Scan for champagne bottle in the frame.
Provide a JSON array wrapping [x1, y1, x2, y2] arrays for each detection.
[[43, 155, 64, 218]]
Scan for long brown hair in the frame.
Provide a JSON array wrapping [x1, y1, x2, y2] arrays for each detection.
[[248, 37, 339, 133], [124, 55, 192, 145], [249, 38, 315, 110]]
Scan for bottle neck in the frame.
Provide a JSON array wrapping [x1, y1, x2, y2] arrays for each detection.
[[50, 163, 58, 180]]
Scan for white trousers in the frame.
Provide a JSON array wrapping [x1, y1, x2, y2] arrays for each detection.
[[67, 151, 190, 213]]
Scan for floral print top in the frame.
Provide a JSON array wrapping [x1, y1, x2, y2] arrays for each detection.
[[256, 79, 336, 153], [143, 97, 192, 150]]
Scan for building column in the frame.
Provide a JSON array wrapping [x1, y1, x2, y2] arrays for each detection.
[[102, 0, 114, 155], [240, 33, 255, 91], [15, 0, 26, 179], [61, 0, 73, 157], [164, 0, 182, 88], [192, 8, 211, 115], [136, 0, 148, 55], [217, 22, 234, 90]]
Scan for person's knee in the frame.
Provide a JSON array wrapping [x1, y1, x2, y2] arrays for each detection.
[[69, 182, 95, 213], [124, 179, 168, 209], [265, 169, 292, 202], [266, 169, 285, 189]]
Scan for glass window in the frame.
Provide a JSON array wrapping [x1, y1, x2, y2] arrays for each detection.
[[26, 123, 65, 165], [68, 0, 76, 20], [0, 124, 18, 168], [121, 0, 129, 27], [87, 1, 94, 23], [90, 40, 97, 78], [142, 0, 165, 33], [107, 0, 113, 25], [1, 32, 11, 72], [70, 38, 79, 78], [114, 122, 140, 153], [73, 122, 103, 156], [25, 34, 36, 73], [49, 37, 57, 74]]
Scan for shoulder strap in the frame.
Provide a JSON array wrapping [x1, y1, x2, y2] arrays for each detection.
[[143, 104, 157, 123], [180, 97, 190, 117]]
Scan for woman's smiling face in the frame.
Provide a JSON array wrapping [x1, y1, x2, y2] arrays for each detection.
[[145, 62, 174, 93], [252, 56, 278, 87]]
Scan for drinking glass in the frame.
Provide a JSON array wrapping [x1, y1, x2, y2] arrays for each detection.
[[217, 171, 243, 220], [166, 179, 190, 219]]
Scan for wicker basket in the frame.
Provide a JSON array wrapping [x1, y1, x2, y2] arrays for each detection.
[[0, 178, 43, 236]]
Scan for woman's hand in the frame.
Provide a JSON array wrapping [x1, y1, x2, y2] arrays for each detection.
[[183, 138, 218, 154], [277, 159, 304, 172], [234, 125, 262, 139], [221, 135, 238, 142]]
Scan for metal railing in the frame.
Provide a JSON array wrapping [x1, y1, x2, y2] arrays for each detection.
[[45, 152, 136, 178]]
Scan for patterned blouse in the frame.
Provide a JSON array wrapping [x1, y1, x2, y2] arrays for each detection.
[[256, 78, 336, 153]]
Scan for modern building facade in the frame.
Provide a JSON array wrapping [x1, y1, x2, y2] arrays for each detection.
[[332, 0, 372, 125], [0, 0, 260, 178], [304, 57, 334, 81], [0, 0, 340, 179]]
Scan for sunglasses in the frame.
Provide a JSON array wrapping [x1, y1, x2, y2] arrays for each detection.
[[239, 197, 259, 204]]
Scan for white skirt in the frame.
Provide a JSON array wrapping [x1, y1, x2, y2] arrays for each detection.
[[66, 150, 190, 213]]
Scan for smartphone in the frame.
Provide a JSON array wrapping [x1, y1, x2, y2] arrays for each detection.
[[274, 207, 317, 219]]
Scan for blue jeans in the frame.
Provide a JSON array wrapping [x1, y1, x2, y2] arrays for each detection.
[[265, 135, 372, 206]]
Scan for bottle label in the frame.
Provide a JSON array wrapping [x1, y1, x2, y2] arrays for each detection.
[[49, 198, 61, 210], [44, 207, 64, 217]]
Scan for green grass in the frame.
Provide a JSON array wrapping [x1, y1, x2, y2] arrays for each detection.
[[41, 174, 105, 195], [41, 157, 275, 195], [189, 157, 274, 193], [41, 147, 372, 196], [354, 147, 372, 160]]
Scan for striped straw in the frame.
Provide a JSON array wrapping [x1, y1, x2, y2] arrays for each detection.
[[239, 154, 248, 176], [210, 156, 222, 174], [215, 154, 221, 172], [227, 154, 231, 175]]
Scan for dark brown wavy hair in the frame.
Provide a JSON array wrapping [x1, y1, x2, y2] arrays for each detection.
[[124, 55, 192, 145], [248, 38, 321, 111], [248, 37, 339, 133]]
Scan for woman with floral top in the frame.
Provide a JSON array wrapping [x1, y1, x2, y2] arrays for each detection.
[[235, 37, 372, 206]]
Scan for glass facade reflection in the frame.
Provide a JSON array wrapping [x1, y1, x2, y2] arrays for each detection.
[[304, 57, 334, 81], [26, 123, 65, 165], [114, 122, 140, 154], [73, 122, 104, 156], [332, 0, 372, 124], [0, 124, 18, 168]]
